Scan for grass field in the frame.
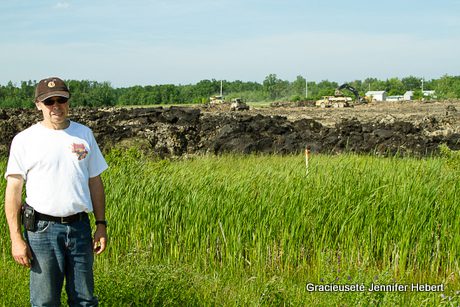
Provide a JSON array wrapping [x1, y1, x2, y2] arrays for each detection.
[[1, 148, 459, 306]]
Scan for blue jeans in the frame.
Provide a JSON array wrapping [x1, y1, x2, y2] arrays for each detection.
[[25, 215, 98, 306]]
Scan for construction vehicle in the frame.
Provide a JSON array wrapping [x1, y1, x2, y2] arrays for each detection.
[[315, 83, 367, 108], [335, 83, 368, 104], [210, 80, 225, 104], [210, 95, 225, 104], [230, 98, 249, 111], [315, 96, 353, 108]]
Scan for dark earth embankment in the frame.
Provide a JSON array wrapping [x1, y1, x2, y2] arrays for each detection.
[[1, 103, 459, 157]]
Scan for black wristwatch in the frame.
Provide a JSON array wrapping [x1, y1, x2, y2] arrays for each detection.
[[95, 220, 108, 227]]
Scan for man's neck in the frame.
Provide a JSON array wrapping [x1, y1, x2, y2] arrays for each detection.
[[40, 119, 70, 130]]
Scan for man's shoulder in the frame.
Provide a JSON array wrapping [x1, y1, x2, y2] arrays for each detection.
[[69, 121, 92, 132], [13, 123, 41, 139], [10, 123, 42, 150], [68, 121, 97, 141]]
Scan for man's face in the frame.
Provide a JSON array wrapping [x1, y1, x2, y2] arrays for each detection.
[[36, 96, 69, 126]]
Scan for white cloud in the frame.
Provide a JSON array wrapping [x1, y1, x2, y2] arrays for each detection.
[[55, 2, 70, 9]]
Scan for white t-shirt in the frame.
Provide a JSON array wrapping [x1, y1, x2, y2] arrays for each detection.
[[5, 121, 108, 217]]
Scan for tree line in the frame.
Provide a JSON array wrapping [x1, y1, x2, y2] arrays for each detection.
[[1, 74, 460, 108]]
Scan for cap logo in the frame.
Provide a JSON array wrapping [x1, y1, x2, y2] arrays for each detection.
[[48, 81, 56, 88]]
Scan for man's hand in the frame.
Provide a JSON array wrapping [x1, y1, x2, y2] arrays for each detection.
[[89, 175, 107, 255], [12, 238, 33, 268], [93, 225, 107, 255]]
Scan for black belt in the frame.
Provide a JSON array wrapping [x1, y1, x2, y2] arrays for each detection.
[[35, 211, 87, 224]]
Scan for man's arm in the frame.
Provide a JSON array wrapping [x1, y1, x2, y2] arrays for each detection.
[[89, 175, 107, 255], [5, 174, 32, 268]]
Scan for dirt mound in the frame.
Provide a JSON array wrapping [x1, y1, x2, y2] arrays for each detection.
[[1, 103, 459, 157]]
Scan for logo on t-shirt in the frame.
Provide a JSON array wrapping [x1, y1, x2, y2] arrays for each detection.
[[71, 143, 88, 160]]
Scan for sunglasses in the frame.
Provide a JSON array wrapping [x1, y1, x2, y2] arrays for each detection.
[[43, 97, 68, 106]]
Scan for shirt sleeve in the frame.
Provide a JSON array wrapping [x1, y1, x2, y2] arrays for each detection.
[[4, 135, 27, 180], [88, 131, 108, 178]]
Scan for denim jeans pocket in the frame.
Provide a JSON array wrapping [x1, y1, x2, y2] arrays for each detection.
[[34, 220, 51, 233]]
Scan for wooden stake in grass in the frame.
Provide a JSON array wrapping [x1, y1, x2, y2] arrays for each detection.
[[305, 146, 311, 176]]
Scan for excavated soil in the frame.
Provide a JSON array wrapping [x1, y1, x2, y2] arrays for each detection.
[[1, 100, 459, 157]]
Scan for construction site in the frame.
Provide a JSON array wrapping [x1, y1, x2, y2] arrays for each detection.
[[0, 98, 459, 158]]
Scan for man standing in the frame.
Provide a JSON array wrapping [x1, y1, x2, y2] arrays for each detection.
[[4, 77, 108, 306]]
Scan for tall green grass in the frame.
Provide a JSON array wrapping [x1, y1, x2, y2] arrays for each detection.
[[1, 150, 459, 305], [103, 150, 459, 277]]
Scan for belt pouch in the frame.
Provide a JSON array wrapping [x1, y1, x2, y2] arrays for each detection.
[[22, 203, 36, 231]]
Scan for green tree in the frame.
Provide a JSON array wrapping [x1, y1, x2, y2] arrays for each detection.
[[290, 75, 306, 98], [263, 74, 289, 100], [194, 79, 221, 100], [3, 75, 460, 108], [363, 77, 386, 92], [401, 76, 421, 91], [434, 75, 460, 99], [385, 77, 405, 95], [314, 80, 338, 98]]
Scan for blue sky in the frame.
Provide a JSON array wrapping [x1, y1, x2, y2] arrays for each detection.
[[1, 0, 459, 87]]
